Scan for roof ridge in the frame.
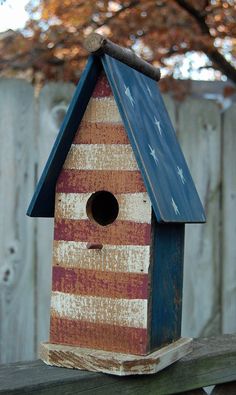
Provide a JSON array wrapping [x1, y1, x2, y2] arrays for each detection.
[[84, 33, 161, 82]]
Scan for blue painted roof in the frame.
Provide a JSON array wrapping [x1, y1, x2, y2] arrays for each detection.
[[27, 54, 205, 223], [102, 55, 205, 223]]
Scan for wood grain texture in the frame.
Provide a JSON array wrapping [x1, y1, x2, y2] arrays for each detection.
[[36, 83, 76, 348], [51, 291, 148, 328], [151, 223, 185, 350], [74, 122, 129, 144], [222, 104, 236, 333], [178, 98, 222, 337], [82, 97, 121, 123], [63, 144, 138, 171], [52, 266, 149, 299], [56, 169, 146, 193], [50, 317, 148, 354], [54, 219, 151, 245], [1, 335, 235, 395], [50, 73, 152, 355], [0, 79, 35, 363], [53, 241, 151, 273], [40, 337, 192, 375], [55, 192, 151, 223]]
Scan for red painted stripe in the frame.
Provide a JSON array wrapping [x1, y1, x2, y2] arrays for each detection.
[[50, 316, 148, 355], [73, 122, 129, 145], [56, 169, 146, 194], [54, 219, 151, 246], [52, 266, 149, 299], [92, 72, 112, 98]]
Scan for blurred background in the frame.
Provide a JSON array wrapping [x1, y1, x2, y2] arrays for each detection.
[[0, 0, 235, 363]]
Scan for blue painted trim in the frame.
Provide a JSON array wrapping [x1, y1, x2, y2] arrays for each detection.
[[150, 221, 185, 350], [27, 56, 102, 217]]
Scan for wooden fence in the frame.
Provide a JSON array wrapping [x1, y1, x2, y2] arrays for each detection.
[[0, 78, 235, 363]]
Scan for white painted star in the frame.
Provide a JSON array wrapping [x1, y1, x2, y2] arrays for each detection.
[[124, 84, 135, 106], [154, 116, 162, 135], [177, 166, 186, 184], [171, 197, 180, 215], [146, 84, 152, 97], [148, 144, 159, 165]]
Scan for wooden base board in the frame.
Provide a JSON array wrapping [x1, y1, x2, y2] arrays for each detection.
[[39, 337, 193, 376]]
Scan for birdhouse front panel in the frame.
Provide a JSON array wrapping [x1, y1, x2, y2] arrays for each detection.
[[50, 73, 153, 355]]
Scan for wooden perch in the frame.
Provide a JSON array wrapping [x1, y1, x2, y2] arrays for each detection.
[[84, 33, 161, 81]]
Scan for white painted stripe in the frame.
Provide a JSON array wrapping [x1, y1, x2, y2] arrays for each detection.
[[55, 192, 152, 223], [83, 97, 122, 123], [51, 291, 148, 328], [63, 144, 138, 171], [53, 240, 151, 273], [118, 193, 152, 223]]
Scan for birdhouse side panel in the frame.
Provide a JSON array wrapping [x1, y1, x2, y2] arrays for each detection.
[[150, 222, 185, 350], [50, 73, 153, 355]]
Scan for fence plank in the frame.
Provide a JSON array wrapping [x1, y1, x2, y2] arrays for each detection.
[[178, 98, 221, 337], [222, 104, 236, 333], [0, 79, 35, 362], [0, 335, 235, 395], [36, 83, 75, 346]]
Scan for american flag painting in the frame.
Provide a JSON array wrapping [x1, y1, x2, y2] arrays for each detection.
[[50, 74, 153, 355]]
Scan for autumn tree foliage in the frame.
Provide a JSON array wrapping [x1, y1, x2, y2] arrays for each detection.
[[0, 0, 235, 84]]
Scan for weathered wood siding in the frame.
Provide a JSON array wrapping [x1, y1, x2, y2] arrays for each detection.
[[222, 103, 236, 333], [178, 98, 222, 336], [151, 223, 185, 349], [0, 78, 235, 362], [36, 82, 76, 353], [51, 74, 152, 355], [0, 80, 35, 362]]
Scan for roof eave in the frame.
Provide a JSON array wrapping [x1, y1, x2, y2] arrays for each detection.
[[27, 55, 102, 217]]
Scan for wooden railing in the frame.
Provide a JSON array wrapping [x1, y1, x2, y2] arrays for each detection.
[[0, 334, 235, 395]]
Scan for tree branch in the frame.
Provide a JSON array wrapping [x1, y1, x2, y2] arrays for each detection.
[[175, 0, 236, 84], [175, 0, 210, 34]]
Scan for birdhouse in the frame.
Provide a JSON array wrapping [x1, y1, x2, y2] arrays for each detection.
[[27, 34, 205, 376]]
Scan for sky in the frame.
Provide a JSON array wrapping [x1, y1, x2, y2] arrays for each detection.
[[0, 0, 29, 32]]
